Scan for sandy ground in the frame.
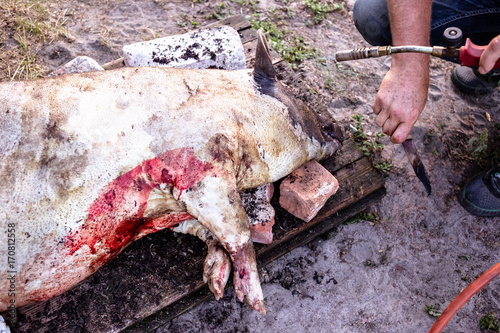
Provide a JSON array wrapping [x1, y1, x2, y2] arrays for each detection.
[[1, 0, 500, 332]]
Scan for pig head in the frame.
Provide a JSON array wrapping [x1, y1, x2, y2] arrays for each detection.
[[0, 31, 340, 314]]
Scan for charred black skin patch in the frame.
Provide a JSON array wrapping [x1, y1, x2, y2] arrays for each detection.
[[253, 31, 342, 144]]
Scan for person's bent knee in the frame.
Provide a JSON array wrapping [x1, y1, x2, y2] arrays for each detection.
[[353, 0, 392, 46]]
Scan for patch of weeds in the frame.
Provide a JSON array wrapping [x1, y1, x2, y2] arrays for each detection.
[[468, 129, 489, 162], [250, 15, 318, 69], [447, 128, 500, 170], [350, 113, 368, 141], [379, 251, 388, 265], [236, 0, 260, 10], [11, 28, 43, 80], [281, 35, 319, 65], [176, 13, 190, 28], [303, 0, 344, 24], [374, 159, 393, 173], [0, 0, 70, 80], [479, 312, 500, 332], [267, 5, 295, 20], [468, 129, 489, 168], [350, 114, 393, 173], [344, 210, 380, 225], [425, 305, 443, 318], [206, 2, 227, 20]]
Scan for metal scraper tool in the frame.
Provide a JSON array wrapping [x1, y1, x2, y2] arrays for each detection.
[[402, 136, 431, 195]]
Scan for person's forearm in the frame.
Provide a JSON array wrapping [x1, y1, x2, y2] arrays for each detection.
[[387, 0, 432, 68], [373, 0, 433, 144], [387, 0, 432, 47]]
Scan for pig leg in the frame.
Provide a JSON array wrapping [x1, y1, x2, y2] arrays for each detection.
[[141, 186, 231, 299], [177, 175, 266, 314], [172, 220, 231, 300]]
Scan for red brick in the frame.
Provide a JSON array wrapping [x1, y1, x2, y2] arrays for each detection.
[[279, 160, 339, 222]]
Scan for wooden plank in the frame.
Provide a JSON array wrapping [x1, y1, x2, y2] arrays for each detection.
[[202, 14, 251, 31], [238, 26, 258, 44]]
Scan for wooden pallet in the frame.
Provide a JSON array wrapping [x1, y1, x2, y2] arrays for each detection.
[[6, 15, 385, 333]]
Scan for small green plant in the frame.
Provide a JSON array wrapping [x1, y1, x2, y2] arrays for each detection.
[[237, 0, 260, 10], [425, 305, 443, 318], [303, 0, 344, 24], [350, 113, 368, 141], [350, 114, 393, 173], [447, 128, 500, 169], [468, 129, 489, 166], [479, 312, 500, 331], [374, 159, 393, 173], [206, 2, 227, 20], [344, 210, 380, 225]]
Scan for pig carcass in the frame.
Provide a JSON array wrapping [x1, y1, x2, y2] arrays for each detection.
[[0, 31, 340, 315]]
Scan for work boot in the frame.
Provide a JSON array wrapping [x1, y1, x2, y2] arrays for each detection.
[[459, 165, 500, 217], [451, 65, 500, 95]]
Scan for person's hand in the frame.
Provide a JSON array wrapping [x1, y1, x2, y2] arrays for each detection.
[[372, 53, 430, 144], [479, 34, 500, 74]]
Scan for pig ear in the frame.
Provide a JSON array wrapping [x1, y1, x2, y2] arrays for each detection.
[[254, 30, 277, 88]]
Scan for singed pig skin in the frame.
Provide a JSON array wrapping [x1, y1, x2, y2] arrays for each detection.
[[0, 32, 340, 313]]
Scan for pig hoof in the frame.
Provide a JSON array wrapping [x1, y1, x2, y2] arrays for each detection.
[[247, 298, 266, 315], [203, 243, 231, 301], [231, 245, 266, 314]]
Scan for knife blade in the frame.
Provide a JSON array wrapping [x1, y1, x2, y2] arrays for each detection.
[[401, 136, 431, 195]]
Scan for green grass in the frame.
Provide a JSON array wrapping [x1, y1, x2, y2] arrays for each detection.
[[350, 114, 393, 173], [250, 14, 318, 69], [344, 210, 380, 225], [425, 305, 442, 318], [479, 312, 500, 331], [0, 0, 69, 80], [447, 128, 500, 170], [303, 0, 344, 24]]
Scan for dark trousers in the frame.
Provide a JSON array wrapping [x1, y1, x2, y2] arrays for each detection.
[[353, 0, 500, 49]]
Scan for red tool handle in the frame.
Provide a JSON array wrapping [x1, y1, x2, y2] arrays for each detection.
[[459, 38, 500, 69]]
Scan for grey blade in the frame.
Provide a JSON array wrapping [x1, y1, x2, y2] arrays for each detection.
[[401, 138, 432, 195]]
